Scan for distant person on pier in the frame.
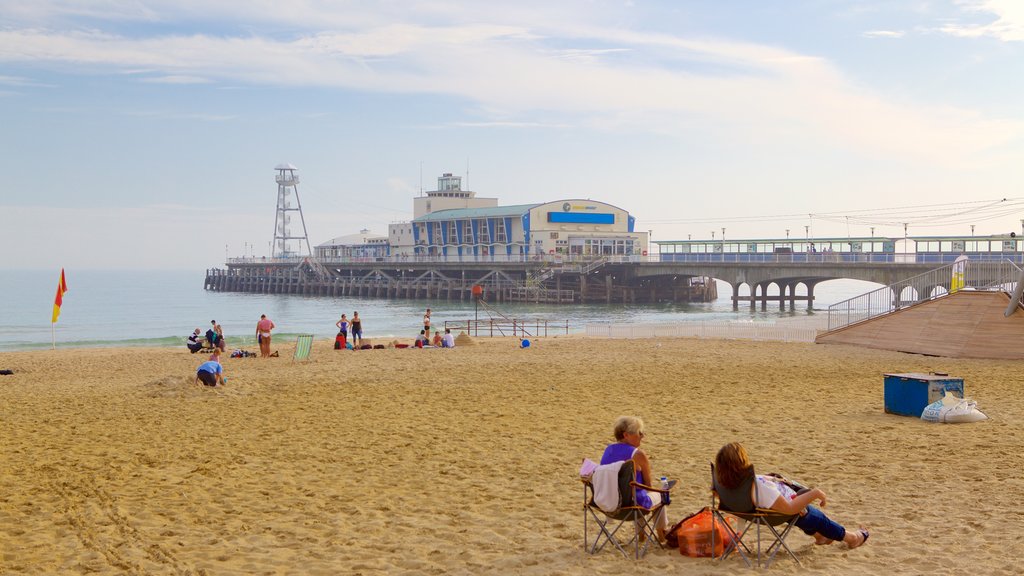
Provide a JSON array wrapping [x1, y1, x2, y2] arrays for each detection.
[[441, 328, 455, 348], [431, 330, 443, 347], [195, 352, 225, 387], [256, 314, 275, 358], [423, 308, 432, 334], [351, 311, 363, 346], [186, 329, 204, 353]]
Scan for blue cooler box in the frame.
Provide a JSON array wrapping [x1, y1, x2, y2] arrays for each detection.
[[883, 373, 964, 417]]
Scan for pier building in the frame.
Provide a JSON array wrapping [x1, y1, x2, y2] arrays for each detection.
[[388, 173, 648, 258], [315, 229, 389, 260]]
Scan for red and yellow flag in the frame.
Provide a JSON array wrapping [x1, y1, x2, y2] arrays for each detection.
[[51, 268, 68, 324]]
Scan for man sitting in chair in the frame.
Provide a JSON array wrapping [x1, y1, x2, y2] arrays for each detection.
[[600, 416, 671, 543], [714, 442, 868, 549]]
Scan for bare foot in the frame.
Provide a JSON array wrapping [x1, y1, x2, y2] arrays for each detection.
[[814, 534, 834, 545], [846, 528, 869, 549]]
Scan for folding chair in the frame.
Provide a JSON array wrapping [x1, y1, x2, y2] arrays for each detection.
[[710, 463, 801, 568], [582, 459, 673, 560], [293, 334, 314, 361]]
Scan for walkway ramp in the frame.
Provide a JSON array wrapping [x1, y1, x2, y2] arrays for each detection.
[[817, 259, 1024, 359], [817, 290, 1024, 359]]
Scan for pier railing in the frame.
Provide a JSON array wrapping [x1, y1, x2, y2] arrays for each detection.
[[826, 259, 1021, 332], [227, 254, 651, 266]]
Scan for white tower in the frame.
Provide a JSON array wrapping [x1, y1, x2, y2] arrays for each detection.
[[272, 163, 312, 258]]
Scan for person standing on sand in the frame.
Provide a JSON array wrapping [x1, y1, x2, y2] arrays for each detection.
[[211, 320, 226, 352], [351, 311, 363, 346], [256, 314, 275, 358], [336, 314, 348, 343], [423, 308, 431, 334]]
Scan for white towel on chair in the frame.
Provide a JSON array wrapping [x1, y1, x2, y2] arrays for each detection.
[[592, 460, 625, 513]]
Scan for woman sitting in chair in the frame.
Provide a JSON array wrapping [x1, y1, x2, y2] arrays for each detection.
[[714, 442, 869, 549], [600, 416, 670, 542]]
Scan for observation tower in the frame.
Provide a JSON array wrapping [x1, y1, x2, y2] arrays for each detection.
[[271, 163, 312, 258]]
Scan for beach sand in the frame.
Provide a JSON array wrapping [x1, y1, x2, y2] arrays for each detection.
[[1, 336, 1022, 575]]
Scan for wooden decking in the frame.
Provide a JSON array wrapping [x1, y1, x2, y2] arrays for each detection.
[[816, 290, 1024, 360]]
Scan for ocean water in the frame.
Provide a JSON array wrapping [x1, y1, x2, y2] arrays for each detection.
[[0, 269, 881, 351]]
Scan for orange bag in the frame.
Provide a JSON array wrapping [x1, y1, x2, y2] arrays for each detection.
[[670, 507, 737, 557]]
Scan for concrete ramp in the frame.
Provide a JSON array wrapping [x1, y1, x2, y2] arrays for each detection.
[[817, 290, 1024, 360]]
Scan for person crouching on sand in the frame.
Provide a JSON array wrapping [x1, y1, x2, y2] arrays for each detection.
[[195, 351, 225, 387]]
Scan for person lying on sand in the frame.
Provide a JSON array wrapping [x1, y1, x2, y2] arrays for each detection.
[[714, 442, 869, 549]]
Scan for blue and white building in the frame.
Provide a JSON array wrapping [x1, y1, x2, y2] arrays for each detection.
[[388, 174, 646, 258]]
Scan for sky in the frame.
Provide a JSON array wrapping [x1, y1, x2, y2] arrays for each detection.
[[1, 0, 1023, 270]]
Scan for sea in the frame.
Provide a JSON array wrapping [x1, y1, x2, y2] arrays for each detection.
[[0, 269, 881, 352]]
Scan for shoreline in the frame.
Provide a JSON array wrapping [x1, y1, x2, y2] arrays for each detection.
[[2, 337, 1020, 574]]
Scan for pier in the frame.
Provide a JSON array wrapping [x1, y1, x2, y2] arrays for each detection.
[[204, 256, 717, 304]]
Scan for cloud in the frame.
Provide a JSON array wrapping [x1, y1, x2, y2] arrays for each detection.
[[0, 75, 55, 87], [940, 0, 1024, 41], [0, 4, 1019, 167], [140, 74, 211, 84], [863, 30, 906, 38]]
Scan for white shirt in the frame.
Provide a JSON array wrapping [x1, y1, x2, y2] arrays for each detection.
[[442, 333, 455, 347], [754, 475, 798, 509]]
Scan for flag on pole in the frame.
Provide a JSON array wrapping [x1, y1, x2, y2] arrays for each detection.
[[51, 268, 68, 323]]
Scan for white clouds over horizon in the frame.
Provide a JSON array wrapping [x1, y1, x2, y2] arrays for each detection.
[[0, 7, 1019, 166]]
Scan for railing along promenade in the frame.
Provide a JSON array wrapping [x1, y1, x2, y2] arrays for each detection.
[[443, 319, 570, 338], [826, 259, 1022, 331]]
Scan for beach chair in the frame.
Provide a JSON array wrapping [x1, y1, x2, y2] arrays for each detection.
[[710, 463, 800, 568], [582, 459, 672, 560], [293, 334, 314, 361]]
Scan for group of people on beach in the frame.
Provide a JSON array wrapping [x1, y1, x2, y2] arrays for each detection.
[[186, 320, 226, 354], [335, 311, 363, 348], [190, 306, 459, 386], [188, 313, 278, 386], [599, 416, 869, 552]]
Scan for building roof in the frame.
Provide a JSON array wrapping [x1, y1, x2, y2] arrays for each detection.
[[413, 203, 541, 222], [317, 230, 387, 247]]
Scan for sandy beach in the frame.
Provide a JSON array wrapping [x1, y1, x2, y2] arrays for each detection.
[[2, 335, 1022, 575]]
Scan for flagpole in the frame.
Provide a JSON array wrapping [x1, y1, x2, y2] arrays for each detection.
[[52, 322, 55, 350]]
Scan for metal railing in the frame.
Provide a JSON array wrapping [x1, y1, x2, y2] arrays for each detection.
[[826, 259, 1022, 331], [227, 254, 651, 266], [444, 319, 570, 338]]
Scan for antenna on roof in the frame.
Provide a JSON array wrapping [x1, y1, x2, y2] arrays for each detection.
[[465, 157, 470, 191], [419, 161, 423, 197]]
